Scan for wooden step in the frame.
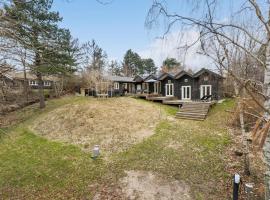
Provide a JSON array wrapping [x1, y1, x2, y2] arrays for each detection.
[[179, 108, 209, 112], [181, 104, 210, 108], [175, 116, 205, 121], [175, 115, 205, 121], [176, 112, 206, 117], [177, 112, 207, 116]]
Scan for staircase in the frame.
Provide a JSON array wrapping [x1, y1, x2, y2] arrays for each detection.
[[175, 102, 212, 120]]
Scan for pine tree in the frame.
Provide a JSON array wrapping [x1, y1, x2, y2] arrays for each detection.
[[3, 0, 77, 108]]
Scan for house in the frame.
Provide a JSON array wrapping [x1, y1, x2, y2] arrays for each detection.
[[105, 75, 135, 96], [193, 68, 223, 100], [2, 71, 55, 90], [81, 68, 224, 100], [157, 68, 224, 100]]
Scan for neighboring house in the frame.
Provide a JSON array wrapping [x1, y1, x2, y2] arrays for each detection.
[[1, 71, 55, 90]]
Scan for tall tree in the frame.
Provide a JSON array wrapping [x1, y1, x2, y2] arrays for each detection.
[[83, 40, 107, 72], [108, 60, 122, 76], [123, 49, 142, 76], [142, 58, 157, 74], [162, 57, 181, 73], [3, 0, 77, 108]]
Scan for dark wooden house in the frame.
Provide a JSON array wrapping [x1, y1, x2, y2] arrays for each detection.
[[157, 68, 224, 100]]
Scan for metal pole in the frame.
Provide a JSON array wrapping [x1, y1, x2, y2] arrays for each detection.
[[233, 174, 240, 200]]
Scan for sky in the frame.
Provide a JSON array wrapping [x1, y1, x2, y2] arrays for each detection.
[[51, 0, 232, 71]]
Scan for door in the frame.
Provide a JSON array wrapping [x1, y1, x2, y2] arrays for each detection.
[[136, 84, 141, 93], [165, 84, 174, 96], [181, 86, 191, 100], [200, 85, 212, 98]]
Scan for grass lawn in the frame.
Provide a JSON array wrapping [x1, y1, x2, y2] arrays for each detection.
[[0, 96, 259, 199]]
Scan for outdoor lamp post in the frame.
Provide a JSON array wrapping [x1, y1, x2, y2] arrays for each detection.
[[92, 145, 100, 159], [233, 173, 241, 200]]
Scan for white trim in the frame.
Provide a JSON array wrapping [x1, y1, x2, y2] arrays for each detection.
[[154, 81, 160, 94], [165, 83, 174, 96], [200, 85, 212, 98], [181, 86, 191, 100], [114, 82, 119, 90], [29, 80, 38, 86], [44, 81, 51, 86]]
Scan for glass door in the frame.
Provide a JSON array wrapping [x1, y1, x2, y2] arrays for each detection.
[[181, 86, 191, 100]]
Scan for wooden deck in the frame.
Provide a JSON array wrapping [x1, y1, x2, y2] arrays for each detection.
[[135, 93, 148, 99], [163, 100, 216, 106], [146, 96, 176, 101]]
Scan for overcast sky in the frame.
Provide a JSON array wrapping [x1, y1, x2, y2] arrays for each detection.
[[52, 0, 233, 71]]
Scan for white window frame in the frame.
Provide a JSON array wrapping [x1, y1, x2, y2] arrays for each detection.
[[165, 83, 174, 96], [29, 80, 38, 86], [44, 81, 51, 86], [114, 82, 119, 90], [181, 86, 191, 100], [154, 82, 159, 94], [200, 85, 212, 98], [136, 84, 141, 92]]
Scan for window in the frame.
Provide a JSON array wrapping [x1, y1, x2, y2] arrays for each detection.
[[165, 83, 174, 96], [44, 81, 51, 86], [184, 78, 188, 82], [154, 82, 160, 94], [168, 80, 172, 84], [114, 82, 119, 90], [29, 80, 38, 86], [181, 86, 191, 100], [203, 76, 209, 81]]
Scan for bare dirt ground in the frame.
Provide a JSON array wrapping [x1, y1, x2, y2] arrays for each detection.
[[120, 170, 191, 200], [30, 97, 161, 155], [93, 170, 191, 200]]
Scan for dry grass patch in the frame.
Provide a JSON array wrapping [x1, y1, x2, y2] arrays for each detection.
[[30, 97, 161, 155], [119, 170, 191, 200]]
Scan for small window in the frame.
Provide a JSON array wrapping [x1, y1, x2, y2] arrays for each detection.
[[44, 81, 51, 86], [114, 82, 119, 90], [168, 80, 172, 84], [204, 76, 209, 81], [184, 79, 188, 82]]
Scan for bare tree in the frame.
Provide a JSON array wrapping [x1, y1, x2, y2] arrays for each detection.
[[146, 0, 270, 197]]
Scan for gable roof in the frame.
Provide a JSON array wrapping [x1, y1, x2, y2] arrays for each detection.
[[157, 72, 175, 81], [106, 75, 134, 82], [143, 74, 157, 81], [5, 71, 57, 81], [193, 68, 223, 78], [133, 75, 144, 82], [174, 70, 193, 79]]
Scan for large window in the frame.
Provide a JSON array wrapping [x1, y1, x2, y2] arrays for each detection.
[[114, 82, 119, 90], [200, 85, 212, 98], [181, 86, 191, 100], [154, 81, 160, 94], [165, 83, 174, 96], [142, 83, 149, 93]]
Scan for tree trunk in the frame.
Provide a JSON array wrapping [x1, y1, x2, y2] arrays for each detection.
[[264, 41, 270, 200], [234, 80, 250, 175], [37, 72, 45, 109], [23, 65, 28, 102]]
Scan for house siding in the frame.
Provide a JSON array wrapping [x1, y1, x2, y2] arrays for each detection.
[[174, 74, 195, 100], [160, 77, 176, 97], [194, 71, 223, 100]]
